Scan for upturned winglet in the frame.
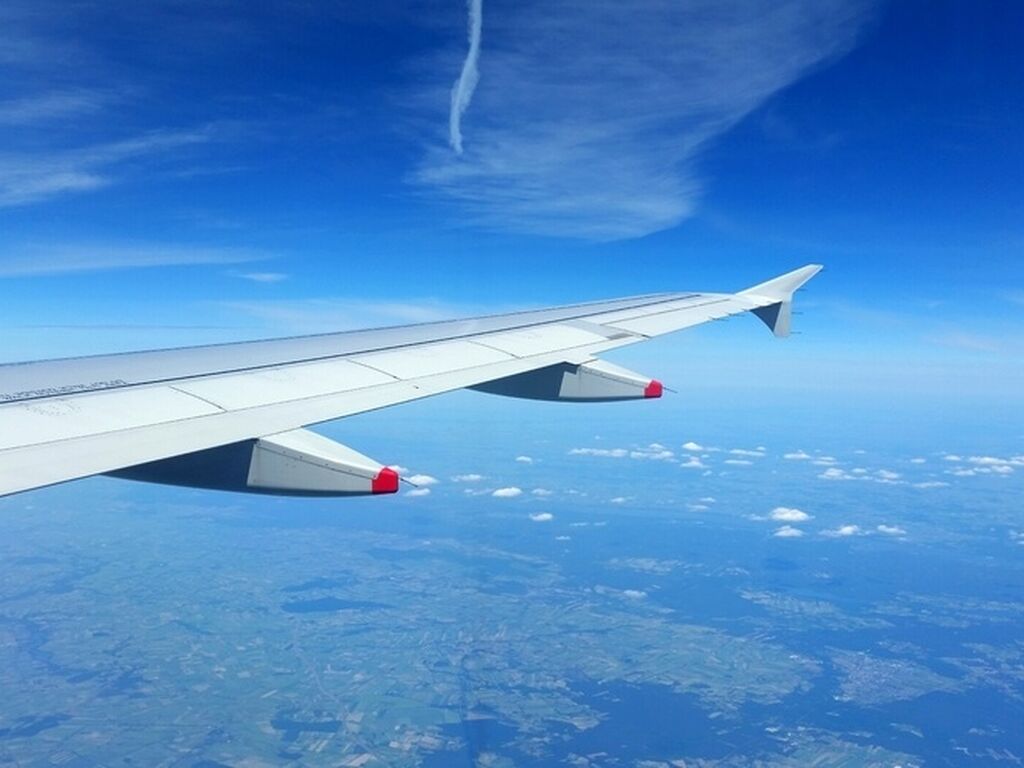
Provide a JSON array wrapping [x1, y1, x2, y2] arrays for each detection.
[[738, 264, 823, 338]]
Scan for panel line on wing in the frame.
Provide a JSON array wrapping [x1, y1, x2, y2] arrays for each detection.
[[467, 339, 525, 359], [343, 359, 404, 382], [167, 385, 229, 413], [598, 297, 737, 336]]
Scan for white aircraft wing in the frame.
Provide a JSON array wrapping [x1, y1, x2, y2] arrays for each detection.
[[0, 265, 821, 498]]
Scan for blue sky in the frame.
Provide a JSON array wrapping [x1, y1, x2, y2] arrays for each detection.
[[1, 0, 1022, 413]]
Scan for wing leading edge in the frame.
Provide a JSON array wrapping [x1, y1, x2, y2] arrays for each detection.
[[0, 265, 822, 498]]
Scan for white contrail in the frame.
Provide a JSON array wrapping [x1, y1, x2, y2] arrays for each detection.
[[449, 0, 482, 154]]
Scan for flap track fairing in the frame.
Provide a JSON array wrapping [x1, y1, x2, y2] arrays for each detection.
[[107, 429, 399, 496], [470, 359, 662, 402]]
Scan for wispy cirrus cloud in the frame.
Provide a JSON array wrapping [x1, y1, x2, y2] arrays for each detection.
[[0, 89, 109, 125], [232, 271, 290, 284], [219, 296, 485, 334], [414, 0, 875, 240], [0, 129, 209, 207], [930, 331, 1004, 354], [0, 242, 265, 277]]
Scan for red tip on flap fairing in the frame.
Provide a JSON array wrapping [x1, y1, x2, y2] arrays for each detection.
[[644, 380, 663, 399], [371, 467, 400, 494]]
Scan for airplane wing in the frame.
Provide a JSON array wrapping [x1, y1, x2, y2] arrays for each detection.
[[0, 264, 821, 498]]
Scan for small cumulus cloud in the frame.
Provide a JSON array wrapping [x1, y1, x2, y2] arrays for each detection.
[[947, 468, 977, 477], [596, 585, 647, 600], [406, 487, 432, 497], [492, 487, 522, 498], [968, 456, 1014, 466], [569, 447, 628, 458], [452, 473, 484, 482], [681, 441, 704, 451], [531, 488, 552, 496], [966, 455, 1022, 471], [729, 448, 765, 457], [529, 512, 554, 522], [515, 455, 534, 464], [723, 459, 752, 466], [680, 457, 706, 470], [408, 474, 439, 486], [944, 455, 1021, 477], [910, 458, 926, 464], [773, 526, 804, 538], [784, 450, 812, 460], [630, 445, 675, 461], [877, 524, 906, 536], [819, 468, 853, 481], [770, 507, 812, 523], [609, 497, 629, 504], [818, 467, 922, 487], [823, 524, 863, 538]]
